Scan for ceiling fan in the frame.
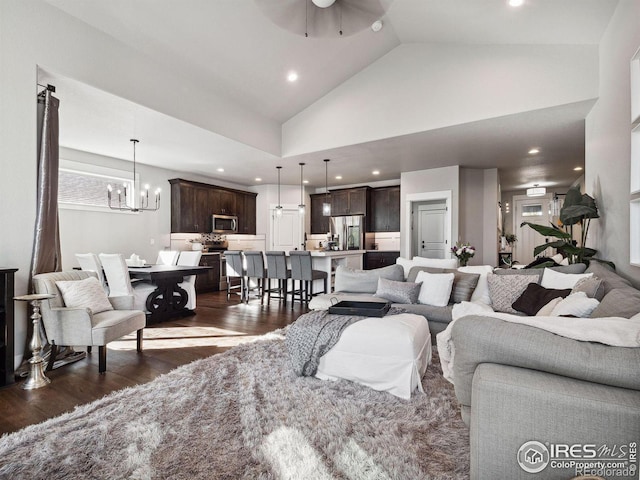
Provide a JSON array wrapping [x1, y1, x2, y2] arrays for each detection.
[[254, 0, 389, 38]]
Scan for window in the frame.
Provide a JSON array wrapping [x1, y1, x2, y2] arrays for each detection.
[[521, 204, 543, 217], [58, 160, 137, 212]]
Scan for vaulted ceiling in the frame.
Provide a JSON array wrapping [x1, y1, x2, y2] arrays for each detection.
[[40, 0, 619, 190]]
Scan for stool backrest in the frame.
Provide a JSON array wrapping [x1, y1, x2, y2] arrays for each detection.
[[265, 251, 288, 279], [225, 251, 245, 277], [289, 251, 313, 281], [244, 251, 265, 278]]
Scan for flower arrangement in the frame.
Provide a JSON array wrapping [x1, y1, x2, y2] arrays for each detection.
[[451, 242, 475, 267], [504, 233, 517, 245]]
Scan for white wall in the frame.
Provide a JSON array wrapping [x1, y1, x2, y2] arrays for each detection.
[[585, 0, 640, 287], [400, 166, 459, 259], [283, 44, 599, 156]]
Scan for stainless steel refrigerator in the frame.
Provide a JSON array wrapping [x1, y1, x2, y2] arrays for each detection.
[[330, 215, 365, 250]]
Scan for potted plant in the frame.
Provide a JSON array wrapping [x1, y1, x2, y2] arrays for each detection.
[[520, 185, 613, 268]]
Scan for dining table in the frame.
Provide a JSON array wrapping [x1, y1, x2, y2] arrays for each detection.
[[128, 264, 212, 323]]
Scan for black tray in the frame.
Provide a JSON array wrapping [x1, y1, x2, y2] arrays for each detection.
[[328, 300, 391, 317]]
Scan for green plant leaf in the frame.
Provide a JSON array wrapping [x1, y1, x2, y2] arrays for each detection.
[[533, 240, 570, 257], [563, 186, 583, 208], [520, 222, 571, 239]]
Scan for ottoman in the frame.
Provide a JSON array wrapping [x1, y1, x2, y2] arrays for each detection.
[[315, 313, 432, 399]]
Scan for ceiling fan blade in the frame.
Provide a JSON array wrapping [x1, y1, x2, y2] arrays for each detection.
[[254, 0, 389, 38]]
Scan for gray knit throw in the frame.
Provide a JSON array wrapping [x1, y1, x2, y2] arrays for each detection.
[[286, 307, 404, 377]]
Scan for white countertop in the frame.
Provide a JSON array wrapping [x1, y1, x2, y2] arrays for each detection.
[[307, 250, 365, 256]]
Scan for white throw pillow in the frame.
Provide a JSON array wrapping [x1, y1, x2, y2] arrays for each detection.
[[56, 276, 114, 314], [541, 268, 593, 290], [415, 271, 455, 307], [536, 297, 563, 316], [457, 265, 493, 305], [550, 292, 600, 318]]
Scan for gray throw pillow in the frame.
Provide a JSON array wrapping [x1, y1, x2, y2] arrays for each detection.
[[493, 263, 587, 283], [487, 273, 538, 314], [407, 266, 479, 304], [585, 261, 633, 295], [375, 277, 421, 304], [590, 287, 640, 318], [571, 276, 605, 301], [334, 264, 404, 293]]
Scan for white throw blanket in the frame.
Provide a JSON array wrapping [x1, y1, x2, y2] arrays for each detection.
[[437, 301, 640, 383]]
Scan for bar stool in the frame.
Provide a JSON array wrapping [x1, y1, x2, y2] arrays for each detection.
[[244, 251, 266, 304], [289, 251, 328, 309], [224, 250, 247, 302], [265, 251, 291, 305]]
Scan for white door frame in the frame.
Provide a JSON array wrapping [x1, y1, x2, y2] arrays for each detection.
[[404, 190, 452, 258]]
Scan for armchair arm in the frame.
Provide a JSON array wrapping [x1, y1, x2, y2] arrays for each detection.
[[109, 295, 134, 310], [43, 307, 94, 346]]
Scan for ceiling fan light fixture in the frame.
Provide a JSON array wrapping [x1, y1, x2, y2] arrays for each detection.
[[312, 0, 336, 8]]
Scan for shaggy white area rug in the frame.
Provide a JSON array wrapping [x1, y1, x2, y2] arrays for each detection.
[[0, 332, 469, 479]]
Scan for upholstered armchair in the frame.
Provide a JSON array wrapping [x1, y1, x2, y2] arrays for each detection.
[[32, 270, 146, 373]]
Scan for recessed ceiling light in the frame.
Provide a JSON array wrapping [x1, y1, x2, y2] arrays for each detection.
[[287, 71, 298, 82], [255, 177, 262, 182], [335, 175, 342, 180], [574, 166, 583, 171], [217, 168, 225, 172], [371, 20, 383, 32], [372, 170, 380, 175], [508, 0, 524, 6], [528, 148, 540, 155], [303, 180, 309, 184]]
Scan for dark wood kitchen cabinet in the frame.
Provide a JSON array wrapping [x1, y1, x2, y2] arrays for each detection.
[[330, 187, 369, 216], [310, 193, 331, 234], [370, 186, 400, 232], [196, 254, 221, 293], [169, 179, 257, 233], [364, 251, 400, 270], [235, 191, 257, 234]]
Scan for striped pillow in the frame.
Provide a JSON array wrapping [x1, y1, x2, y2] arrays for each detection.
[[56, 277, 113, 314]]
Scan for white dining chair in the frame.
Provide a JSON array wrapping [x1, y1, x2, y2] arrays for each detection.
[[99, 253, 156, 312], [75, 253, 108, 292], [177, 251, 202, 310], [156, 250, 179, 266]]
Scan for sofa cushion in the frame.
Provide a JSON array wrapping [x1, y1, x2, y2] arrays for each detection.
[[590, 287, 640, 318], [408, 266, 480, 304], [333, 264, 404, 294], [395, 256, 457, 279], [585, 261, 633, 295], [494, 263, 588, 283], [415, 271, 455, 307], [511, 283, 572, 316], [375, 277, 421, 304], [486, 273, 538, 314]]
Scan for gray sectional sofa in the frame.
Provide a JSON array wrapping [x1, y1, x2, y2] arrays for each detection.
[[451, 261, 640, 479]]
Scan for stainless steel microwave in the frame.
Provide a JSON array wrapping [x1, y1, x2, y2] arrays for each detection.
[[212, 214, 238, 234]]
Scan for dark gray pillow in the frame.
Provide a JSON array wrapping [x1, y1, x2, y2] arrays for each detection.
[[407, 266, 479, 303], [334, 264, 404, 294], [375, 277, 421, 304], [590, 287, 640, 318]]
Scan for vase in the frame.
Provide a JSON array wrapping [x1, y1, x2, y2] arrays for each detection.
[[459, 259, 468, 267]]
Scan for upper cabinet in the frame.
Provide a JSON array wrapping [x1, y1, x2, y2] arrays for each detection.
[[330, 187, 369, 216], [310, 193, 331, 234], [169, 178, 256, 234], [370, 186, 401, 232]]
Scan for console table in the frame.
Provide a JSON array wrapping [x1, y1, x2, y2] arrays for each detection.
[[0, 268, 17, 387]]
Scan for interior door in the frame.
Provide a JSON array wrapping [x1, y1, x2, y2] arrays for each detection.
[[415, 203, 447, 258], [513, 195, 552, 265], [270, 208, 303, 252]]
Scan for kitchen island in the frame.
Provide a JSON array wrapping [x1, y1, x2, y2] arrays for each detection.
[[308, 249, 365, 292]]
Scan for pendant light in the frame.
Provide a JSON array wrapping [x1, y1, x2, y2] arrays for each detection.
[[322, 159, 331, 216], [298, 162, 306, 214], [275, 166, 283, 217], [107, 139, 160, 212]]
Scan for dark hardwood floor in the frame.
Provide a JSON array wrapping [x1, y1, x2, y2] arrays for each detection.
[[0, 291, 306, 435]]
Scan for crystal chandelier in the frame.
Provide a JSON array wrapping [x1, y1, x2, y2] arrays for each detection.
[[107, 139, 160, 212]]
